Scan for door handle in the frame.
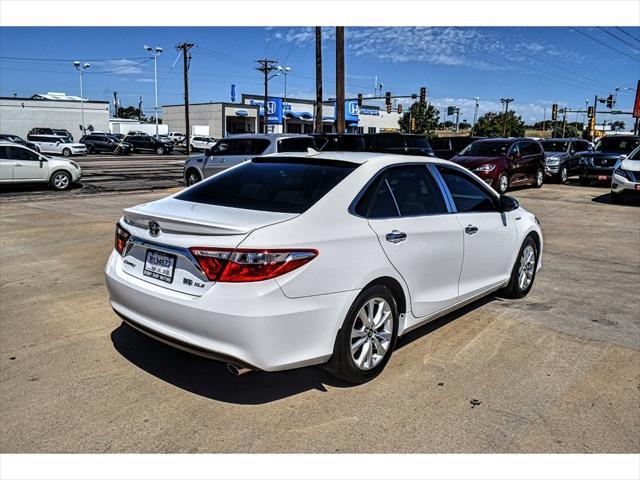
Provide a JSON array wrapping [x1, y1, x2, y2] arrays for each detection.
[[14, 163, 23, 167], [465, 225, 479, 235], [385, 230, 407, 243]]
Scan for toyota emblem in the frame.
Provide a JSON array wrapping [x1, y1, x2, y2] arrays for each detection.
[[148, 221, 161, 237]]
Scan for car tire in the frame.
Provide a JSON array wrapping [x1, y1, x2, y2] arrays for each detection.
[[86, 145, 94, 154], [558, 165, 568, 184], [62, 148, 71, 157], [502, 236, 538, 299], [327, 285, 399, 384], [497, 173, 509, 194], [611, 191, 624, 204], [156, 146, 165, 155], [579, 176, 590, 186], [185, 169, 202, 186], [534, 168, 544, 188], [50, 170, 72, 191]]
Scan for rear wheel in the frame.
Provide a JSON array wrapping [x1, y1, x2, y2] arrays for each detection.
[[185, 169, 202, 186], [496, 173, 509, 194], [155, 146, 165, 155], [62, 148, 71, 157], [534, 168, 544, 188], [50, 170, 72, 191], [328, 285, 398, 384], [503, 236, 538, 299]]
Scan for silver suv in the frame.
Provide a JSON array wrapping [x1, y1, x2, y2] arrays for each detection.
[[183, 133, 316, 185]]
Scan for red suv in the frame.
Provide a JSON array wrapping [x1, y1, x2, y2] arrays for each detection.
[[450, 138, 545, 194]]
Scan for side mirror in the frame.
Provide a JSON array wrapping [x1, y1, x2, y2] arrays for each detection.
[[619, 154, 628, 161], [500, 195, 519, 212]]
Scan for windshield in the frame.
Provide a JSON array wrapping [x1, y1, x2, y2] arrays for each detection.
[[176, 158, 357, 214], [541, 140, 569, 152], [459, 141, 510, 156], [594, 137, 640, 153]]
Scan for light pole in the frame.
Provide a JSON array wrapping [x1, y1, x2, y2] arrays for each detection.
[[472, 96, 480, 132], [277, 65, 291, 133], [73, 61, 90, 135], [500, 98, 514, 137], [145, 45, 163, 137]]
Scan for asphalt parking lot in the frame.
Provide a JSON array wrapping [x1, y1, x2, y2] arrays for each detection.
[[0, 182, 638, 453]]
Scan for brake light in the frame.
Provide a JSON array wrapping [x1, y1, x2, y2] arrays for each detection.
[[115, 224, 130, 255], [189, 247, 318, 282]]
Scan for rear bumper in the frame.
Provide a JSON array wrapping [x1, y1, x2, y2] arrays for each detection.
[[105, 251, 356, 371], [580, 166, 614, 180]]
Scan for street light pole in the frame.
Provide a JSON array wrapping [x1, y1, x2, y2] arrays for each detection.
[[145, 45, 163, 137], [73, 61, 90, 135], [472, 96, 479, 132], [277, 65, 291, 133]]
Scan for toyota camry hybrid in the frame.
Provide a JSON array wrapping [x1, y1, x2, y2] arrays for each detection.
[[105, 151, 543, 384]]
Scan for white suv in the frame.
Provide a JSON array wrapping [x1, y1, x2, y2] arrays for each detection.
[[0, 142, 82, 190], [26, 134, 87, 157], [611, 145, 640, 203]]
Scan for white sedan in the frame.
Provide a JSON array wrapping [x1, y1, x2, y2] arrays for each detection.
[[105, 151, 542, 383]]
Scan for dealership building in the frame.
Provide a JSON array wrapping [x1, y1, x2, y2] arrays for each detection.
[[162, 93, 402, 138], [0, 92, 110, 140]]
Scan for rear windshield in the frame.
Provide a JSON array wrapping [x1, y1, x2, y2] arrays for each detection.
[[176, 158, 357, 214], [594, 137, 640, 154], [277, 137, 316, 153], [459, 141, 510, 156]]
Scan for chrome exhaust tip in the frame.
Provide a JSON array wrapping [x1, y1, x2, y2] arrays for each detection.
[[226, 363, 253, 376]]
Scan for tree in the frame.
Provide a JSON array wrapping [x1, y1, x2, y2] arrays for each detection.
[[398, 102, 440, 139], [551, 124, 580, 138], [610, 120, 625, 131], [473, 111, 526, 137], [117, 106, 146, 121], [437, 120, 454, 129], [458, 121, 471, 130]]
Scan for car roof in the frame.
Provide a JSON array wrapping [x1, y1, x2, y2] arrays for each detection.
[[224, 133, 313, 140], [263, 150, 457, 167]]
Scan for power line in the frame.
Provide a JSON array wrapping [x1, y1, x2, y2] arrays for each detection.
[[596, 27, 640, 51], [614, 27, 640, 45], [571, 28, 640, 61], [0, 55, 148, 62]]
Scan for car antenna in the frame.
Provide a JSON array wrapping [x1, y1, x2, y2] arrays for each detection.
[[306, 147, 320, 156]]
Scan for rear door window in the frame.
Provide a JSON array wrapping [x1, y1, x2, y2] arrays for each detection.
[[277, 137, 316, 153], [176, 158, 357, 214], [251, 139, 270, 155]]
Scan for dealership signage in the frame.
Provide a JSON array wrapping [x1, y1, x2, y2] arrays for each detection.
[[249, 98, 293, 124], [359, 107, 380, 116], [333, 100, 360, 122]]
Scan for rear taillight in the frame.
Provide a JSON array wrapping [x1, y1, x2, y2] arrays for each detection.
[[189, 247, 318, 282], [115, 224, 130, 255]]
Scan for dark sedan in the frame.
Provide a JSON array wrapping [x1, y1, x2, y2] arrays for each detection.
[[0, 134, 41, 152], [80, 133, 133, 155], [578, 135, 640, 185]]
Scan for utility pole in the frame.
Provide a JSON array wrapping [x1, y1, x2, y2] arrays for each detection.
[[472, 97, 480, 132], [335, 26, 345, 133], [138, 96, 143, 121], [561, 107, 567, 137], [176, 42, 195, 154], [255, 58, 279, 134], [314, 27, 323, 133], [500, 98, 514, 137], [113, 91, 119, 118]]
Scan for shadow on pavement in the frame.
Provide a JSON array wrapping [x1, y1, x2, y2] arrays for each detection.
[[591, 192, 640, 206], [111, 294, 502, 404]]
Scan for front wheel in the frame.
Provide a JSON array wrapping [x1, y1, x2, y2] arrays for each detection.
[[503, 236, 538, 299], [50, 170, 72, 191], [328, 285, 398, 384], [497, 173, 509, 194], [62, 148, 71, 157], [155, 146, 165, 155], [534, 168, 544, 188], [185, 169, 202, 186], [558, 165, 568, 184]]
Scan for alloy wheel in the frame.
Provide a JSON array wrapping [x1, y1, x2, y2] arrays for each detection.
[[560, 166, 568, 183], [536, 169, 544, 186], [498, 174, 509, 193], [517, 245, 536, 291], [350, 298, 394, 370], [53, 172, 70, 190]]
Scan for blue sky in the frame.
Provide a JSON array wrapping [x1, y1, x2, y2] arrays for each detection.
[[1, 27, 638, 126]]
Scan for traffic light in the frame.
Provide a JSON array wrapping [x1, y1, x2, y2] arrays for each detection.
[[385, 92, 391, 105], [386, 104, 392, 114], [397, 104, 403, 114], [587, 106, 595, 118], [606, 95, 614, 109], [589, 116, 596, 132], [357, 93, 363, 107], [447, 106, 455, 116], [419, 87, 427, 106], [551, 103, 558, 121]]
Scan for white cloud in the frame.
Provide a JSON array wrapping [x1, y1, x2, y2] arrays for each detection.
[[92, 59, 147, 76]]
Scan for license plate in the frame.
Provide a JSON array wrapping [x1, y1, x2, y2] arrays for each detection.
[[598, 175, 608, 181], [143, 249, 176, 283]]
